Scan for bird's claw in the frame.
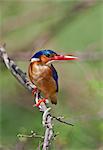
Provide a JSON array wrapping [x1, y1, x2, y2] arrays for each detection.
[[34, 98, 47, 107], [32, 87, 38, 95]]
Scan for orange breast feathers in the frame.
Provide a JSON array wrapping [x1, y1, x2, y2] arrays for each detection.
[[28, 62, 57, 104]]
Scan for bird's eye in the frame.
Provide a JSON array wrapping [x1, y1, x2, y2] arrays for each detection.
[[46, 54, 51, 57]]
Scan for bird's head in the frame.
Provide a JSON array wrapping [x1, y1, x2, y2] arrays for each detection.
[[30, 49, 78, 64]]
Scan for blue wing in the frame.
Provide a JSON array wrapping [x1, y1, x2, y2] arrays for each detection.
[[50, 64, 59, 92]]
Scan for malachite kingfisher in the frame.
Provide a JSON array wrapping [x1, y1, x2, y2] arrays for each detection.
[[28, 49, 78, 107]]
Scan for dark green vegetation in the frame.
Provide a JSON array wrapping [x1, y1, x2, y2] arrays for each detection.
[[0, 1, 103, 150]]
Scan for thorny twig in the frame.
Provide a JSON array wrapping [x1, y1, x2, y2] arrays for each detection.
[[17, 130, 44, 139], [0, 45, 73, 150], [53, 116, 74, 126]]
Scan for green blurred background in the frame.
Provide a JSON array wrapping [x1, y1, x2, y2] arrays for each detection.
[[0, 0, 103, 150]]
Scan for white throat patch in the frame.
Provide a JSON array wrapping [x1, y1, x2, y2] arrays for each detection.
[[30, 58, 40, 62], [46, 60, 55, 65]]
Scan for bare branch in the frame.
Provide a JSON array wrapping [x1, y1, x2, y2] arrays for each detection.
[[0, 46, 34, 92], [17, 131, 44, 139], [53, 116, 74, 126]]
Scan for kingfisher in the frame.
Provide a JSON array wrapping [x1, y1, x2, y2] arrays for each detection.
[[28, 49, 77, 107]]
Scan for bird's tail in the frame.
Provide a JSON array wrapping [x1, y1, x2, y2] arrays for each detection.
[[49, 94, 57, 105]]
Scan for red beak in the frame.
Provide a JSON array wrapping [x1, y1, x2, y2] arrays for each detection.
[[49, 55, 78, 61]]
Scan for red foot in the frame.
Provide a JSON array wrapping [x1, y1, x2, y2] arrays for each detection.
[[35, 98, 46, 107], [32, 87, 37, 95]]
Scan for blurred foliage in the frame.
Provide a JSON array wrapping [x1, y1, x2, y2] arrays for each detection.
[[0, 0, 103, 150]]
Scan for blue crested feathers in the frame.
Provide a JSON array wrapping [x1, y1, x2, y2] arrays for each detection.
[[31, 49, 57, 59]]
